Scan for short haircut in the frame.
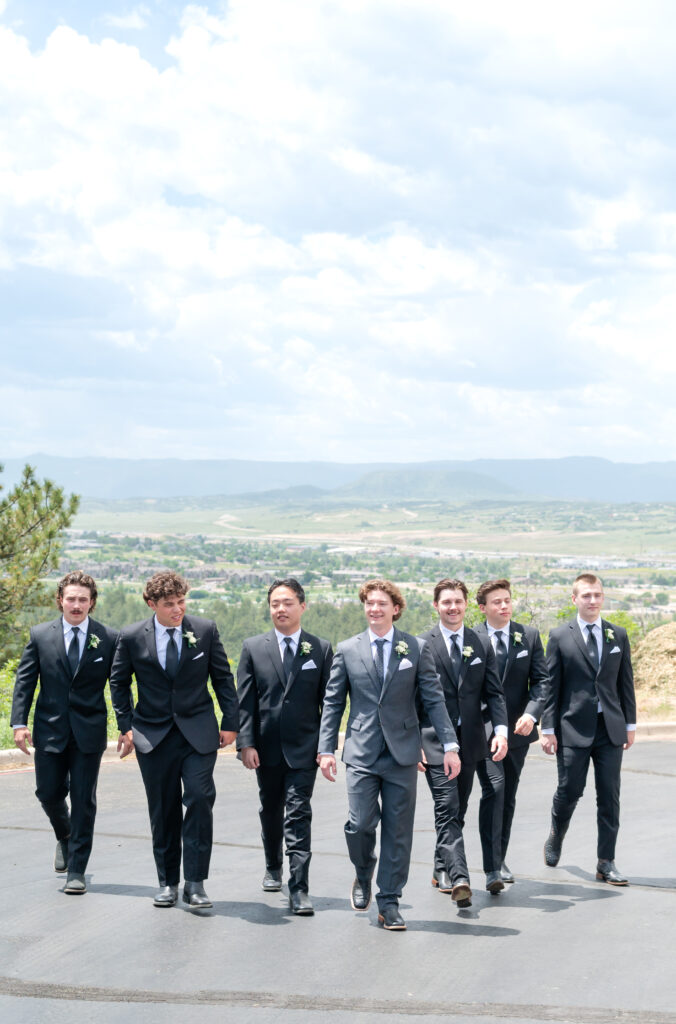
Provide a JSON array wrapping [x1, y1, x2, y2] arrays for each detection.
[[476, 579, 511, 607], [267, 578, 305, 604], [572, 572, 603, 595], [143, 570, 189, 605], [358, 579, 406, 621], [56, 571, 98, 608], [433, 578, 468, 603]]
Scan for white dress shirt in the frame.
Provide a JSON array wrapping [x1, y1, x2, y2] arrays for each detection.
[[275, 627, 301, 659], [64, 615, 89, 661], [155, 617, 183, 670]]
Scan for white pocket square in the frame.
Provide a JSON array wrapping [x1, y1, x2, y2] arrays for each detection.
[[302, 659, 317, 670], [470, 657, 482, 666], [609, 646, 620, 655], [516, 650, 528, 659], [93, 657, 103, 663], [398, 657, 413, 670], [192, 651, 205, 661]]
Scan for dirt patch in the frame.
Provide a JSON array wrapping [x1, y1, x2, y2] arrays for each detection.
[[633, 622, 676, 719]]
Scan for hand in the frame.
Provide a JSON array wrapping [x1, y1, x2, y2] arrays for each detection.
[[319, 754, 337, 781], [13, 728, 33, 756], [624, 730, 636, 750], [117, 731, 134, 758], [514, 715, 534, 737], [491, 734, 508, 762], [443, 750, 461, 779], [540, 734, 557, 755], [241, 746, 260, 769], [220, 730, 237, 748], [417, 748, 428, 772]]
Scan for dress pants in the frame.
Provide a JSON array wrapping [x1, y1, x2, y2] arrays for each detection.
[[256, 762, 317, 894], [499, 744, 529, 861], [34, 735, 103, 874], [552, 712, 624, 861], [458, 755, 505, 873], [136, 725, 217, 886], [423, 762, 469, 882], [344, 749, 417, 911]]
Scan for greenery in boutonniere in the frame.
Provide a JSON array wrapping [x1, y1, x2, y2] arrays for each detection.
[[87, 634, 101, 650], [183, 630, 199, 648], [394, 640, 409, 657], [604, 628, 614, 643], [512, 631, 523, 646], [300, 640, 313, 656]]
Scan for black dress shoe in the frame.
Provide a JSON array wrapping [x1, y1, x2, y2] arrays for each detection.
[[289, 890, 314, 915], [451, 879, 472, 902], [153, 885, 179, 907], [63, 873, 86, 895], [596, 860, 628, 886], [54, 839, 69, 873], [378, 905, 406, 930], [485, 871, 505, 894], [500, 862, 515, 883], [183, 881, 213, 908], [350, 877, 372, 911], [544, 820, 568, 867], [431, 869, 453, 893], [262, 869, 282, 892], [456, 896, 472, 908]]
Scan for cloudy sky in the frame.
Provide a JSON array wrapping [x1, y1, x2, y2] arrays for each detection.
[[2, 0, 676, 464]]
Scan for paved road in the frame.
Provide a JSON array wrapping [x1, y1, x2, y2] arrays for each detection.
[[1, 742, 674, 1024]]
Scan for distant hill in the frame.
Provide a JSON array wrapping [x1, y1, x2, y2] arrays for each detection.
[[3, 454, 676, 503]]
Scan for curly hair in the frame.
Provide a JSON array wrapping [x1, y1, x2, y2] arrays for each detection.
[[143, 570, 189, 605], [56, 571, 98, 608], [358, 579, 406, 621]]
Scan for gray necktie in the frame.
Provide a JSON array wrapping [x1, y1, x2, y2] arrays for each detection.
[[165, 627, 179, 678], [67, 626, 80, 676], [586, 624, 599, 670], [283, 637, 294, 682], [494, 630, 507, 677], [450, 634, 461, 686], [374, 638, 386, 684]]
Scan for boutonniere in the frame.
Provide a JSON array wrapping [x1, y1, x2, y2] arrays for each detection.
[[300, 640, 313, 657], [462, 645, 473, 661], [183, 630, 199, 648], [87, 634, 101, 650], [394, 640, 409, 657], [512, 631, 523, 646], [604, 628, 614, 643]]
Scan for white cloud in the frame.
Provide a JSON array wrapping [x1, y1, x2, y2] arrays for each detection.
[[101, 7, 150, 31]]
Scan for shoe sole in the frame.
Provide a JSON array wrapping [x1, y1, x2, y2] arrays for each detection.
[[596, 873, 628, 886], [451, 884, 472, 902], [63, 887, 86, 895], [456, 898, 472, 908], [377, 914, 406, 931], [262, 884, 282, 892], [182, 896, 213, 909], [153, 899, 177, 907], [290, 907, 315, 915], [486, 880, 504, 894], [431, 877, 453, 893]]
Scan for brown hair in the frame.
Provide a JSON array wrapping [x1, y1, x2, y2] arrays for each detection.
[[358, 579, 406, 621], [56, 571, 98, 609], [476, 578, 511, 607], [143, 570, 189, 605], [433, 578, 468, 603], [572, 572, 603, 595]]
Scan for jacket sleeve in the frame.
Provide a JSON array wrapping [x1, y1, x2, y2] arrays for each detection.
[[236, 640, 257, 749], [417, 638, 457, 748], [617, 629, 637, 725], [11, 630, 40, 728], [541, 629, 562, 731], [317, 645, 349, 754], [524, 628, 549, 721], [109, 630, 135, 734], [208, 624, 239, 733]]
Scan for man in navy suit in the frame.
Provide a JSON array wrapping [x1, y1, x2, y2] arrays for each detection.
[[110, 570, 239, 909], [541, 573, 636, 884], [11, 571, 118, 894]]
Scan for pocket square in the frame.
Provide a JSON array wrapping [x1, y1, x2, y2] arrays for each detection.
[[609, 646, 621, 655], [93, 657, 103, 663], [192, 651, 205, 661], [398, 657, 413, 670], [301, 659, 317, 670], [470, 657, 482, 666], [516, 649, 528, 659]]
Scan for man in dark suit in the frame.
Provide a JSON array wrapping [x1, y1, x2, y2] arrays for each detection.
[[475, 579, 549, 883], [237, 578, 333, 915], [318, 579, 459, 931], [11, 571, 117, 894], [110, 570, 239, 909], [541, 573, 636, 884], [419, 579, 508, 900]]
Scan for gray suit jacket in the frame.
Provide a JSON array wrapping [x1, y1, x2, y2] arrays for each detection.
[[318, 627, 455, 767]]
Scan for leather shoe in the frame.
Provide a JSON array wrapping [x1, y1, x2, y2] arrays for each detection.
[[54, 839, 69, 873], [378, 905, 406, 930], [289, 890, 314, 915], [431, 869, 453, 893], [153, 885, 179, 907], [485, 871, 504, 894], [183, 881, 213, 908], [63, 873, 86, 895], [262, 869, 282, 892], [350, 876, 372, 911], [596, 860, 628, 886], [544, 821, 568, 867], [451, 879, 472, 902], [500, 862, 515, 883], [456, 896, 472, 908]]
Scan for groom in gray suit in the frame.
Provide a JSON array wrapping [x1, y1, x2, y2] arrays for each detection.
[[318, 579, 459, 931]]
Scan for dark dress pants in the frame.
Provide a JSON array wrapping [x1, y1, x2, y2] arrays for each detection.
[[500, 743, 529, 861], [256, 762, 317, 893], [344, 750, 417, 911], [458, 755, 505, 873], [423, 762, 469, 883], [552, 712, 624, 860], [136, 725, 217, 886], [34, 735, 103, 874]]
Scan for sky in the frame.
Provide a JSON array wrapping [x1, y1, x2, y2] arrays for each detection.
[[2, 0, 676, 464]]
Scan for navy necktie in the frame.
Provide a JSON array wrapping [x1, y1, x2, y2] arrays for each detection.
[[450, 634, 461, 685], [68, 626, 80, 676], [494, 630, 507, 677], [586, 624, 599, 670], [283, 637, 294, 682], [374, 638, 386, 684], [165, 628, 179, 678]]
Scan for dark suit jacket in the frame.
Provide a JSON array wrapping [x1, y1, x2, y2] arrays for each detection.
[[11, 616, 118, 754], [474, 621, 549, 748], [236, 629, 333, 769], [418, 624, 507, 765], [318, 627, 455, 768], [542, 617, 636, 748], [110, 614, 239, 755]]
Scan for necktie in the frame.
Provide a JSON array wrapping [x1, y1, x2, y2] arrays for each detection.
[[450, 634, 461, 685], [494, 631, 507, 677], [283, 637, 294, 682], [586, 624, 599, 670], [374, 638, 386, 684], [68, 626, 80, 676], [165, 627, 179, 678]]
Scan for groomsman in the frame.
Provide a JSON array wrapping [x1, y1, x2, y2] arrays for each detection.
[[237, 578, 333, 915], [475, 579, 549, 883], [541, 573, 636, 884], [419, 579, 508, 898], [11, 571, 117, 894], [318, 580, 458, 931], [110, 571, 239, 909]]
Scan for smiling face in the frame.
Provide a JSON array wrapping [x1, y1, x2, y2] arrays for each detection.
[[364, 589, 399, 636], [58, 584, 95, 627], [434, 588, 468, 632], [572, 580, 605, 623], [479, 588, 512, 629], [269, 585, 306, 635], [148, 593, 187, 628]]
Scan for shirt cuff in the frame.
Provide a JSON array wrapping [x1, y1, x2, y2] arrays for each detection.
[[541, 728, 555, 735], [494, 725, 508, 738], [524, 713, 537, 722], [443, 743, 460, 753], [11, 724, 28, 730], [626, 724, 637, 731]]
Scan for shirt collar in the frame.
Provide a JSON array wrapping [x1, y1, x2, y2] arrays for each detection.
[[275, 628, 302, 646], [368, 627, 394, 644], [439, 622, 464, 642], [488, 621, 510, 637], [154, 616, 181, 636], [62, 616, 89, 636], [577, 615, 602, 633]]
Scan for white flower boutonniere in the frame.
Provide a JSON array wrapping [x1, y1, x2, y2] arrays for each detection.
[[300, 640, 313, 657], [512, 631, 523, 647], [462, 645, 473, 661], [87, 634, 101, 650], [604, 628, 614, 643], [394, 640, 409, 658], [183, 630, 199, 648]]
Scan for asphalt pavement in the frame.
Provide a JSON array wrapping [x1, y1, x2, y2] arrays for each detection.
[[1, 741, 675, 1024]]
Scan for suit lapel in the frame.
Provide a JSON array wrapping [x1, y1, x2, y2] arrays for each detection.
[[431, 629, 455, 690], [358, 630, 381, 692], [571, 619, 598, 674], [504, 623, 520, 678], [144, 618, 163, 671], [599, 619, 611, 670], [380, 628, 403, 699], [52, 619, 71, 679], [177, 617, 193, 673], [265, 631, 286, 688], [283, 631, 307, 694], [458, 628, 475, 688]]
